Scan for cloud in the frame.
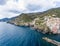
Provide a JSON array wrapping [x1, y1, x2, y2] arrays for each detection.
[[0, 0, 27, 18], [0, 0, 7, 5], [0, 0, 60, 18], [26, 4, 42, 11], [7, 10, 20, 14], [26, 0, 56, 11]]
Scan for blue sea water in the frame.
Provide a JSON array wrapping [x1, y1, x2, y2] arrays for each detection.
[[0, 22, 59, 46]]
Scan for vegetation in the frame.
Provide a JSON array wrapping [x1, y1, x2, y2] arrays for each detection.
[[8, 7, 60, 34]]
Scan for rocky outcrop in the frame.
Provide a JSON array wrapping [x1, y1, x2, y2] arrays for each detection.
[[42, 37, 60, 46]]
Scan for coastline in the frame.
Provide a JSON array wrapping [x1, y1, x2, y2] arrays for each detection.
[[7, 21, 58, 35]]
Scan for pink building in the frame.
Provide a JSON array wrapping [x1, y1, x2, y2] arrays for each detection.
[[52, 26, 58, 34]]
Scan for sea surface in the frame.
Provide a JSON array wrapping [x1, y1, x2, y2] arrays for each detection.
[[0, 22, 60, 46]]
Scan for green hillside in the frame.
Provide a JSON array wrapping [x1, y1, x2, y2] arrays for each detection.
[[8, 7, 60, 34]]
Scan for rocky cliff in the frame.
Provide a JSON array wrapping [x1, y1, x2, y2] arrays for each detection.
[[7, 7, 60, 34]]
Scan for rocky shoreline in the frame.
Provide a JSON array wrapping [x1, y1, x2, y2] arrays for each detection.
[[7, 21, 57, 35]]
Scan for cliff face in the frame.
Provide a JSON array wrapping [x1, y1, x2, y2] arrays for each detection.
[[7, 7, 60, 34]]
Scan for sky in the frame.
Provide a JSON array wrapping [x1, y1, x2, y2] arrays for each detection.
[[0, 0, 60, 19]]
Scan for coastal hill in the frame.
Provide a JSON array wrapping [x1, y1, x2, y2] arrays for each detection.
[[0, 18, 10, 22], [7, 7, 60, 34]]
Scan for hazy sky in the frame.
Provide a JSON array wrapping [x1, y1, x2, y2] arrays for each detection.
[[0, 0, 60, 19]]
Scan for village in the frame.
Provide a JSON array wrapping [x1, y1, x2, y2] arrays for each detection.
[[45, 15, 60, 34]]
